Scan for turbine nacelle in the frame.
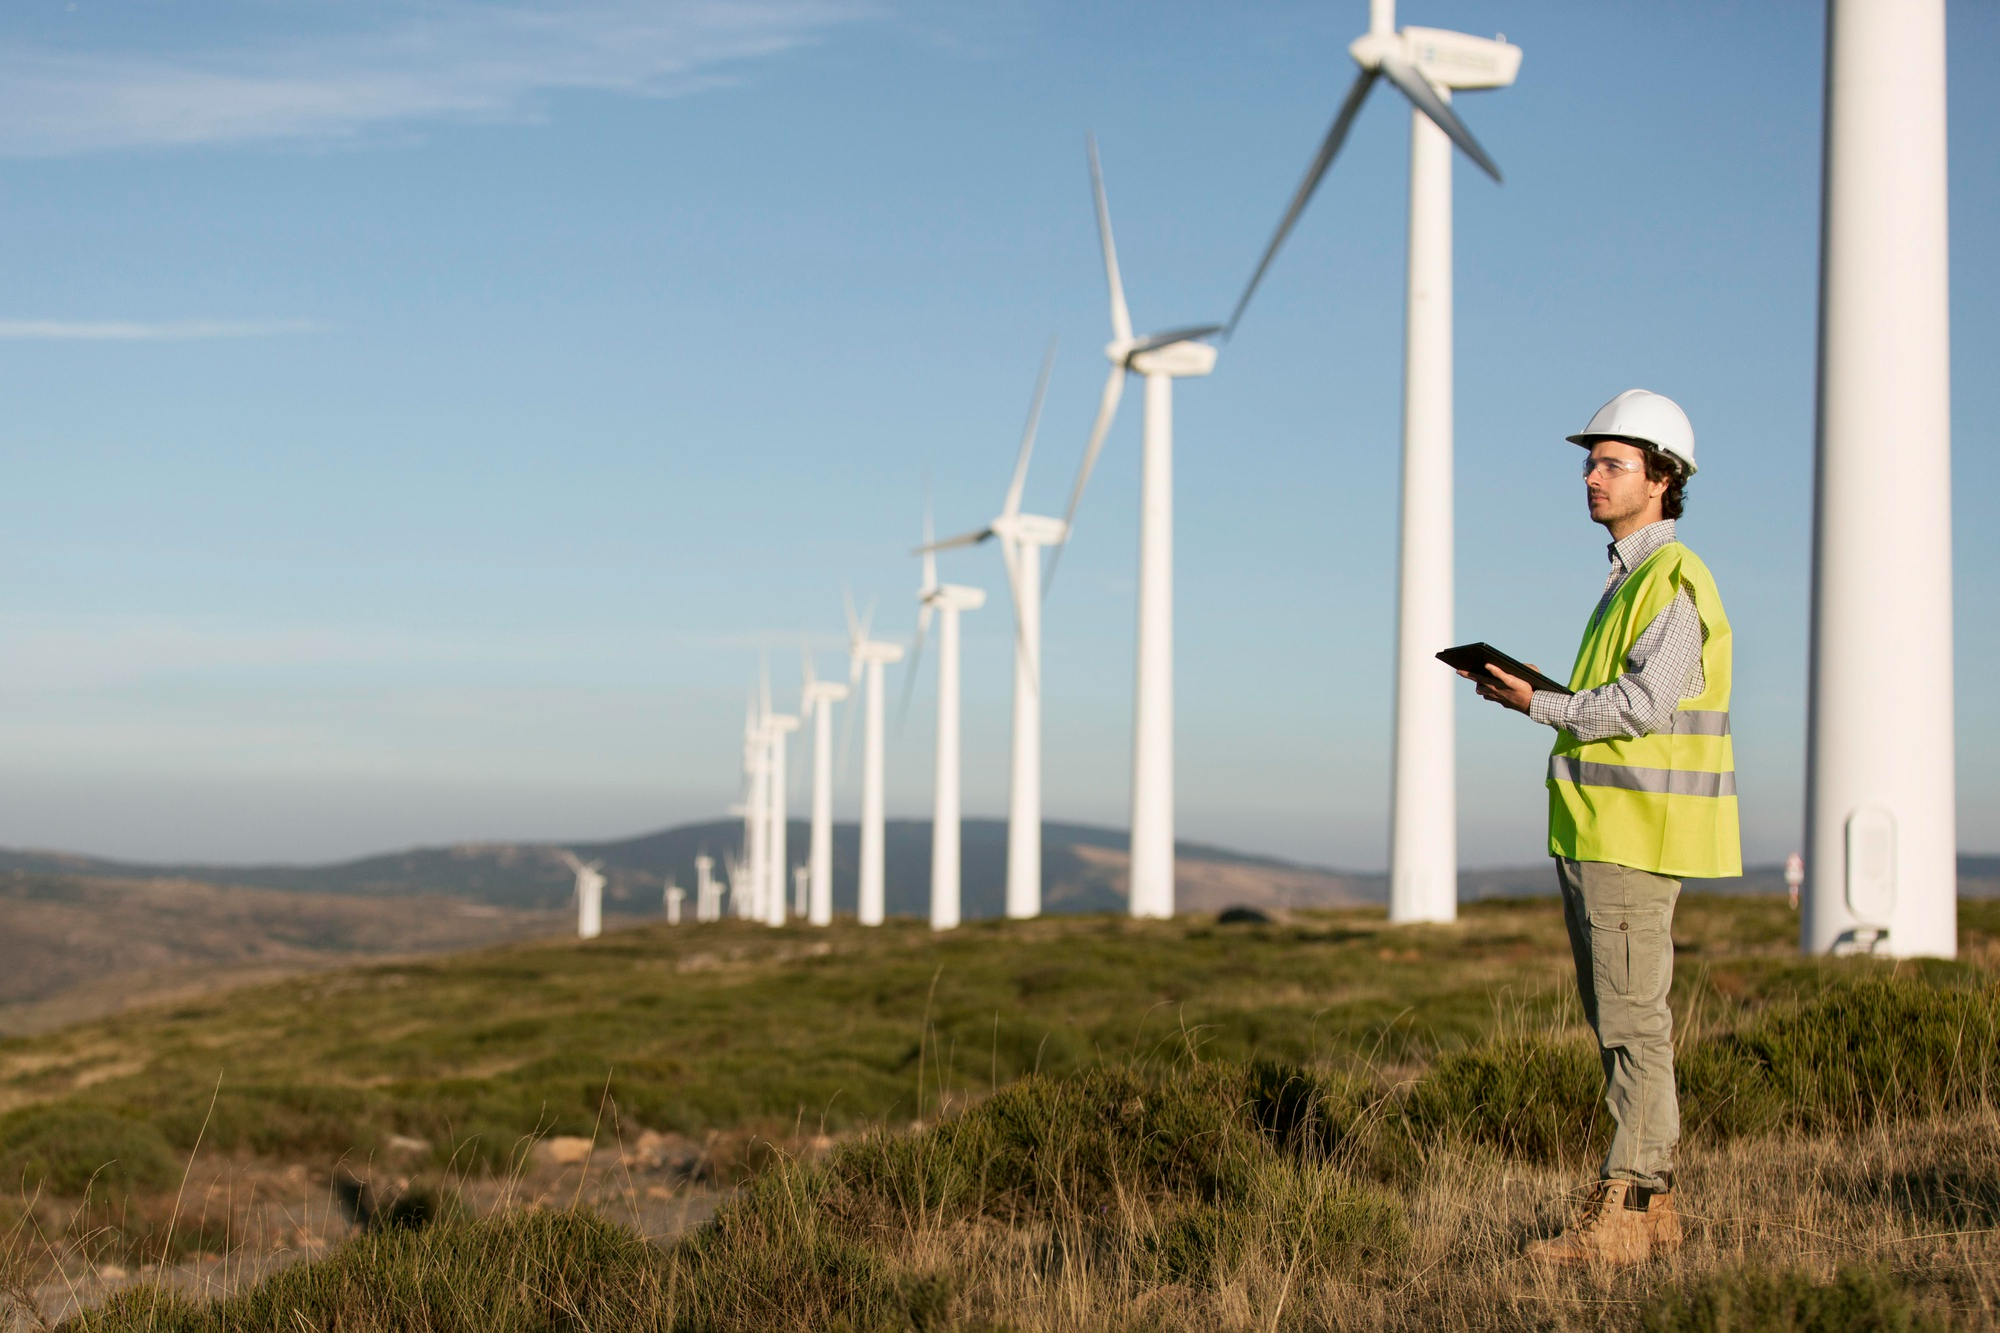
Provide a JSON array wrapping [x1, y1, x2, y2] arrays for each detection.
[[924, 584, 986, 613], [991, 512, 1067, 547], [1351, 26, 1519, 90], [803, 681, 850, 704], [764, 713, 801, 736], [852, 640, 905, 665], [1129, 339, 1218, 379]]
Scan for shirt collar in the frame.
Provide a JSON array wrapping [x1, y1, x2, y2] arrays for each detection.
[[1607, 519, 1677, 573]]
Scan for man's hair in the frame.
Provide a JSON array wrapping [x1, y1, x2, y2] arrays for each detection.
[[1642, 447, 1687, 520]]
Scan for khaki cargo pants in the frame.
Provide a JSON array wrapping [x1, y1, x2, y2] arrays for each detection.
[[1557, 857, 1681, 1192]]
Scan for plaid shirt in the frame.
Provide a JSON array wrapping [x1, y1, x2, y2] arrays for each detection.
[[1526, 520, 1707, 742]]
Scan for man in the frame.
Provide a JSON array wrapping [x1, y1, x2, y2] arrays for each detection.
[[1462, 388, 1739, 1265]]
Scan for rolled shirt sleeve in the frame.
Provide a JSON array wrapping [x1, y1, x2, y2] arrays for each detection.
[[1529, 587, 1707, 742]]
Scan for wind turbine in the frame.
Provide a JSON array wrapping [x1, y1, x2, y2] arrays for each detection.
[[760, 667, 800, 928], [736, 695, 768, 922], [924, 343, 1062, 919], [1052, 136, 1222, 921], [1226, 0, 1519, 925], [694, 853, 717, 922], [799, 654, 849, 927], [909, 508, 985, 930], [1804, 0, 1954, 958], [720, 853, 744, 919], [559, 851, 606, 940], [844, 592, 904, 926]]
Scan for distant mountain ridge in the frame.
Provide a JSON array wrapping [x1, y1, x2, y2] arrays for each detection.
[[0, 821, 1383, 922], [1, 828, 1992, 921]]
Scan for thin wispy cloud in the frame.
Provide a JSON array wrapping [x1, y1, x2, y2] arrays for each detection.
[[0, 1, 869, 157], [0, 319, 324, 340]]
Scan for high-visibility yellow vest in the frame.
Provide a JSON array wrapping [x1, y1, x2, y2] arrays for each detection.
[[1546, 541, 1742, 878]]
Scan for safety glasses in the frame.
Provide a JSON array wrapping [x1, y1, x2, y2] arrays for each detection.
[[1581, 456, 1646, 479]]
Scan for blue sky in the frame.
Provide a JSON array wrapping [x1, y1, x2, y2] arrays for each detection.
[[0, 0, 1992, 868]]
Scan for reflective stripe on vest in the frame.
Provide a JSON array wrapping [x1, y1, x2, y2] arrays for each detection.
[[1549, 754, 1738, 798], [1671, 710, 1730, 737]]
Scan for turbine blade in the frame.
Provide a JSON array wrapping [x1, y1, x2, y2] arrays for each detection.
[[1087, 134, 1133, 344], [1002, 337, 1058, 519], [896, 604, 931, 731], [1000, 535, 1038, 699], [1226, 66, 1378, 336], [920, 491, 937, 593], [835, 675, 859, 777], [916, 527, 994, 554], [843, 584, 861, 645], [1379, 54, 1502, 182], [1046, 362, 1126, 593]]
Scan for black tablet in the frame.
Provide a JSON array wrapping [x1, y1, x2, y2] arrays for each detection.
[[1436, 642, 1573, 696]]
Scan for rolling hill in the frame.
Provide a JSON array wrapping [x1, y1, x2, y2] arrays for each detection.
[[0, 820, 1385, 920]]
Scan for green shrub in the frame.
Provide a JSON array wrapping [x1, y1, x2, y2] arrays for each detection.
[[1143, 1199, 1247, 1285], [1677, 1038, 1785, 1142], [1402, 1034, 1604, 1166], [824, 1064, 1261, 1224], [1394, 976, 2000, 1167], [1713, 976, 2000, 1132], [74, 1209, 673, 1333], [1262, 1166, 1408, 1277], [0, 1107, 179, 1197], [149, 1082, 383, 1159], [1640, 1263, 1948, 1333]]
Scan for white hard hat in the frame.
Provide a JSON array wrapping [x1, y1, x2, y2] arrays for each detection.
[[1566, 389, 1697, 476]]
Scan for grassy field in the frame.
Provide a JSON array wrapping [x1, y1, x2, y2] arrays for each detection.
[[3, 895, 1998, 1329], [0, 893, 1848, 1168]]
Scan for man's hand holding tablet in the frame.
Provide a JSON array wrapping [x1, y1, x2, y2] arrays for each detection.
[[1436, 642, 1571, 716]]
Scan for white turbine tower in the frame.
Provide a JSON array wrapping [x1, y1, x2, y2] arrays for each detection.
[[559, 851, 606, 940], [844, 593, 905, 926], [761, 670, 800, 929], [694, 853, 718, 922], [923, 344, 1062, 919], [908, 509, 985, 930], [799, 654, 849, 927], [738, 695, 767, 922], [1226, 0, 1519, 925], [1804, 0, 1954, 959], [1052, 136, 1222, 921]]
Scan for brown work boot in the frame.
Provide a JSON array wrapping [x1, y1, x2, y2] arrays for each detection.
[[1645, 1187, 1683, 1254], [1527, 1180, 1660, 1266]]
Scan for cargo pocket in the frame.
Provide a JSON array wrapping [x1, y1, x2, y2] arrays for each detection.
[[1587, 910, 1633, 997], [1589, 907, 1669, 1001]]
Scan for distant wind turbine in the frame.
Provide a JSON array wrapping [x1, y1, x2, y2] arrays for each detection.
[[843, 591, 905, 926], [694, 853, 718, 923], [558, 851, 606, 940], [799, 653, 849, 926], [736, 694, 768, 922], [922, 341, 1062, 919], [759, 666, 800, 928], [1052, 136, 1222, 921], [909, 505, 985, 930], [1226, 0, 1519, 924]]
